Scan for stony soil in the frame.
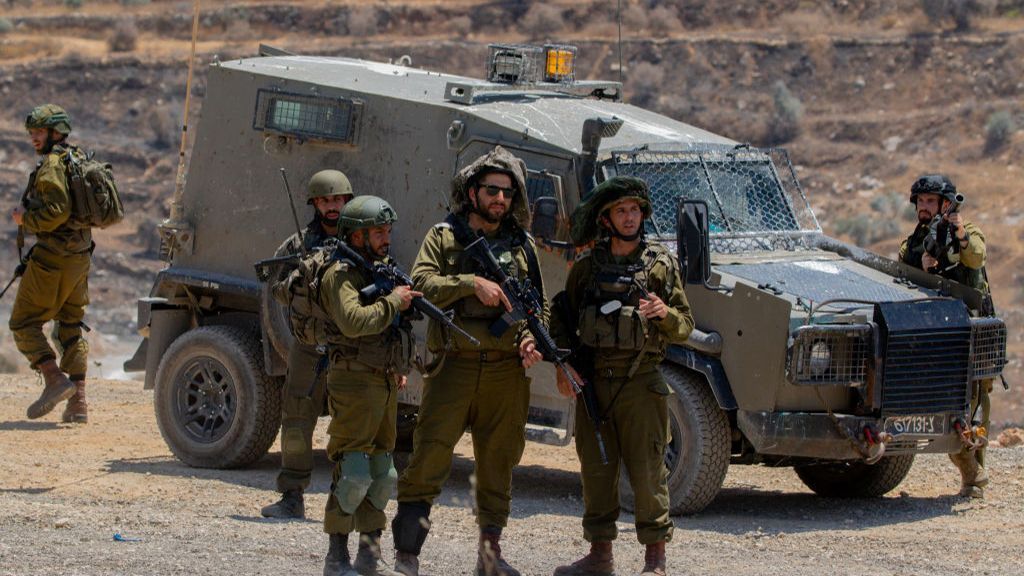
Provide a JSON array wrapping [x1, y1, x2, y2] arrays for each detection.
[[1, 374, 1022, 576]]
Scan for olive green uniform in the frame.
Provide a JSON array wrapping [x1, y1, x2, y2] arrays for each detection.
[[9, 147, 92, 378], [395, 219, 544, 530], [900, 220, 992, 485], [272, 222, 333, 494], [552, 239, 694, 545], [320, 255, 412, 535]]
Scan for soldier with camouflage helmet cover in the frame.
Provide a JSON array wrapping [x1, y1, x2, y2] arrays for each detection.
[[899, 173, 993, 499], [390, 146, 545, 576], [261, 169, 354, 520], [320, 195, 416, 576], [9, 104, 92, 423], [550, 176, 694, 576]]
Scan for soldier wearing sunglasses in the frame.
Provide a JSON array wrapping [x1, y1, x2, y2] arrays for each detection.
[[390, 146, 545, 576]]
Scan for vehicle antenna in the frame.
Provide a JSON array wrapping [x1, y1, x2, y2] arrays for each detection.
[[160, 0, 201, 260], [617, 0, 623, 86], [279, 169, 308, 258]]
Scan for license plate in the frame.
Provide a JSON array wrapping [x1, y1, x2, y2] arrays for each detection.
[[884, 414, 947, 436]]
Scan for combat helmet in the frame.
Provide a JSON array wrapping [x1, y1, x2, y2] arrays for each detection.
[[910, 174, 958, 205], [307, 169, 354, 205], [570, 176, 652, 245], [338, 195, 398, 235], [450, 146, 530, 228], [25, 104, 72, 135]]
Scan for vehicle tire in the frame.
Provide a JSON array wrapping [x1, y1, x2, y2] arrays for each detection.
[[154, 324, 282, 469], [260, 264, 295, 363], [794, 454, 915, 498], [619, 366, 731, 516]]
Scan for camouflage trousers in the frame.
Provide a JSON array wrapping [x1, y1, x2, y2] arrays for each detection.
[[323, 366, 398, 535], [949, 378, 993, 478], [8, 247, 90, 378], [397, 356, 531, 529], [276, 342, 328, 493], [573, 368, 674, 545]]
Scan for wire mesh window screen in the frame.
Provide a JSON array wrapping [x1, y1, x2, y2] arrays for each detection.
[[487, 44, 544, 84], [610, 147, 820, 253], [254, 90, 356, 143], [788, 324, 872, 386], [970, 317, 1007, 380]]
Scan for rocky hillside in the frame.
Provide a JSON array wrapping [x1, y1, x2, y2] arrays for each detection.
[[0, 0, 1021, 420]]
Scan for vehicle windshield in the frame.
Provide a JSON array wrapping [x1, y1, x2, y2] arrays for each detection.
[[608, 147, 821, 252]]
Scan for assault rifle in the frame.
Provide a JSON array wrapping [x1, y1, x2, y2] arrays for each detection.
[[923, 193, 965, 274], [332, 238, 480, 347], [461, 232, 609, 464]]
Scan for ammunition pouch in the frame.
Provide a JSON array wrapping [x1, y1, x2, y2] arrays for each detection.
[[579, 304, 652, 351], [332, 325, 415, 376]]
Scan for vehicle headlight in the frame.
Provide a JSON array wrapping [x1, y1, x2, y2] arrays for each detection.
[[809, 341, 831, 376]]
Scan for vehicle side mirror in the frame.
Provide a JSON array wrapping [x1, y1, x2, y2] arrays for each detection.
[[531, 197, 559, 241], [677, 199, 711, 286]]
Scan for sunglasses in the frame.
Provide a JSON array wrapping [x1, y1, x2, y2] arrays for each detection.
[[478, 184, 517, 198]]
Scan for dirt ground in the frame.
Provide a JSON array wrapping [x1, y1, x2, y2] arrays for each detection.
[[1, 375, 1023, 576]]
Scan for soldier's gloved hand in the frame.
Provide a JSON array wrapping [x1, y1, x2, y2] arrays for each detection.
[[393, 285, 423, 311], [474, 276, 512, 311], [519, 336, 543, 369], [921, 253, 939, 272], [555, 364, 582, 398], [639, 294, 668, 320], [946, 212, 966, 240]]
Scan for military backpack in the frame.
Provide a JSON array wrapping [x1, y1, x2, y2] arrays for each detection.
[[272, 243, 342, 348], [57, 145, 124, 229]]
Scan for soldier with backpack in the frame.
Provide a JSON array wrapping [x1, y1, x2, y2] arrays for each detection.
[[9, 103, 122, 424], [261, 169, 354, 520]]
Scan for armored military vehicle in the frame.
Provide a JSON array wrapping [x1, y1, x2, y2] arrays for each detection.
[[125, 43, 1007, 514]]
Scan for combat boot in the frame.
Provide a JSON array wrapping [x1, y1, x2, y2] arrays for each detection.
[[393, 551, 419, 576], [324, 533, 359, 576], [638, 542, 666, 576], [552, 541, 614, 576], [950, 451, 989, 499], [261, 489, 305, 519], [476, 527, 520, 576], [61, 380, 88, 423], [354, 530, 403, 576], [27, 359, 76, 420]]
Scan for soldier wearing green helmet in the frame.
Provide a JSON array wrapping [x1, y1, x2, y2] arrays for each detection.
[[550, 176, 694, 576], [9, 103, 92, 423], [319, 195, 415, 576], [261, 169, 354, 520]]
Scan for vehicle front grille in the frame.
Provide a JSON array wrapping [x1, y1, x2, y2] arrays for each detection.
[[876, 300, 971, 417]]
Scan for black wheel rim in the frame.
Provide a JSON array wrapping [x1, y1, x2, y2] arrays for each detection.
[[173, 357, 237, 444]]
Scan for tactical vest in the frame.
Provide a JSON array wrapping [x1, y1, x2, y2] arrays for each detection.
[[903, 224, 986, 291], [578, 242, 675, 355], [327, 262, 416, 376], [442, 214, 541, 322]]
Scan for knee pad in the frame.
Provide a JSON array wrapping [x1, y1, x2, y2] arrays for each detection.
[[366, 452, 398, 511], [334, 452, 373, 515], [392, 501, 432, 555]]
